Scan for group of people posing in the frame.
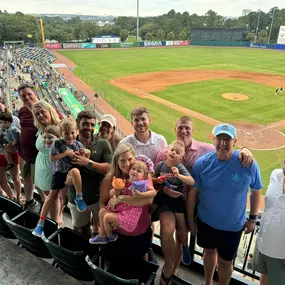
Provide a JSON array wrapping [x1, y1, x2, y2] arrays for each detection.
[[0, 83, 284, 285]]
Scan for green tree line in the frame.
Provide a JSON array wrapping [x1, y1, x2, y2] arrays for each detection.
[[0, 7, 284, 44]]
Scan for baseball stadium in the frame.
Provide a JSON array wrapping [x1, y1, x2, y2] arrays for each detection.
[[1, 6, 285, 285], [56, 42, 285, 191]]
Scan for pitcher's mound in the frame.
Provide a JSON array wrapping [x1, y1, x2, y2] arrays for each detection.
[[222, 93, 249, 101]]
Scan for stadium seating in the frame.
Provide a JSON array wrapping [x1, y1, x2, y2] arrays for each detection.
[[17, 47, 56, 63], [0, 196, 23, 238], [86, 251, 159, 285], [3, 211, 57, 258], [42, 227, 96, 282]]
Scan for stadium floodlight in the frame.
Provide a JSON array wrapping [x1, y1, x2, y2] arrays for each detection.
[[254, 9, 261, 43], [136, 0, 140, 41], [268, 7, 278, 44]]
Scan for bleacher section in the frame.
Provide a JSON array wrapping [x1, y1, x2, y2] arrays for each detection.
[[16, 47, 56, 63]]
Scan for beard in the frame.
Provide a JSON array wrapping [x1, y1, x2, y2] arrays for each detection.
[[80, 128, 93, 139]]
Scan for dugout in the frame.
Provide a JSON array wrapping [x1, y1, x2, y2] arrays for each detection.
[[191, 28, 244, 42]]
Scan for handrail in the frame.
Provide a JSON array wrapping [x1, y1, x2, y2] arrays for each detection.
[[188, 220, 261, 282]]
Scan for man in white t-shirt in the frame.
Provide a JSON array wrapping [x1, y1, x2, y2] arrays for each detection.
[[255, 164, 285, 285], [119, 106, 167, 263], [120, 106, 167, 162]]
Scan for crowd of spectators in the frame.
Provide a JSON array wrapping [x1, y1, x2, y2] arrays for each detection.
[[0, 48, 284, 285]]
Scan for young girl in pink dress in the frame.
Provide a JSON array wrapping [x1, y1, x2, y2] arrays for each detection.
[[90, 155, 154, 244]]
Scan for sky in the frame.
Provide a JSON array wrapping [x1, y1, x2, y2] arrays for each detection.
[[1, 0, 283, 17]]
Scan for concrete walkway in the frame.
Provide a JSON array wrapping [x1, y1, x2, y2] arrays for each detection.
[[0, 236, 84, 285]]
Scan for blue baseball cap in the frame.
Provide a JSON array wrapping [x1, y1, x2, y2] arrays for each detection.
[[213, 123, 237, 139]]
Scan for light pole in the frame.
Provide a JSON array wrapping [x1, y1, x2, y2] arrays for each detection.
[[268, 7, 277, 43], [254, 10, 261, 43], [136, 0, 140, 41]]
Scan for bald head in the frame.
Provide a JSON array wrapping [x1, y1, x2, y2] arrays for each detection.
[[175, 116, 193, 128]]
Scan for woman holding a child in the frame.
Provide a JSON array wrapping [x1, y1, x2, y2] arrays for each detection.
[[99, 143, 156, 261]]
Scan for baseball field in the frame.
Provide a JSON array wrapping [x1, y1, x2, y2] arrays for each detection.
[[59, 46, 285, 193]]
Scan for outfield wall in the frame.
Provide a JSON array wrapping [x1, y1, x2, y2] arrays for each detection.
[[45, 39, 285, 51], [190, 40, 285, 50], [45, 40, 191, 50]]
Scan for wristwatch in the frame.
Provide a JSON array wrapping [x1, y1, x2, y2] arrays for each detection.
[[86, 160, 93, 169], [249, 214, 258, 222]]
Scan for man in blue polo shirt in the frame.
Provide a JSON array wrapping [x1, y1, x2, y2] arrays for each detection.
[[189, 123, 262, 285]]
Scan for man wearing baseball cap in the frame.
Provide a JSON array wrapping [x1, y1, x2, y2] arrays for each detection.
[[188, 123, 262, 285], [98, 114, 122, 152]]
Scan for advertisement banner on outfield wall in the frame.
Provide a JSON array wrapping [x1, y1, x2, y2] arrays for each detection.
[[63, 43, 81, 49], [249, 43, 276, 49], [121, 42, 140, 47], [276, 44, 285, 50], [166, 41, 174, 46], [111, 43, 121, 48], [81, 43, 96, 49], [173, 40, 190, 46], [45, 43, 62, 49], [143, 41, 163, 47], [111, 42, 140, 48], [96, 43, 111, 48]]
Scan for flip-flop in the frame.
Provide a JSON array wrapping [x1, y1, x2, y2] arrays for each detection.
[[16, 196, 25, 207], [58, 220, 64, 228], [160, 266, 173, 285]]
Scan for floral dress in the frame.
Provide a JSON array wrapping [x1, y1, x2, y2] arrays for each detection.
[[34, 131, 52, 191], [107, 181, 148, 233]]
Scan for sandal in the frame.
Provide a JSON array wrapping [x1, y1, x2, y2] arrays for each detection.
[[6, 163, 16, 171], [16, 196, 25, 207], [160, 266, 173, 285]]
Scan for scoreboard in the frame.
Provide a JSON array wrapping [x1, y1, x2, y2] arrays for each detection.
[[92, 36, 120, 44]]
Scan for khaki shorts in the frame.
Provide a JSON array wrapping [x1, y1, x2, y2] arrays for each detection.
[[68, 202, 100, 228], [254, 249, 285, 284], [20, 159, 35, 182]]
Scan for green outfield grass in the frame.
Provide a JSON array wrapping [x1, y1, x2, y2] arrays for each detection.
[[60, 47, 285, 193], [61, 46, 285, 77], [153, 79, 284, 124]]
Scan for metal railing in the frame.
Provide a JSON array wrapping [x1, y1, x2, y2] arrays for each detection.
[[153, 220, 261, 284]]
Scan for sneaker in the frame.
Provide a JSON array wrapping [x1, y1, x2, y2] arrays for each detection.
[[32, 224, 44, 238], [74, 197, 87, 212], [107, 233, 118, 243], [182, 246, 191, 265], [89, 235, 109, 245]]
